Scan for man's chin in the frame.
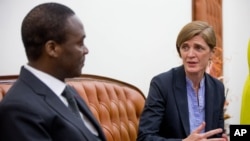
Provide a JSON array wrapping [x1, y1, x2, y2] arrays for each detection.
[[67, 71, 82, 79]]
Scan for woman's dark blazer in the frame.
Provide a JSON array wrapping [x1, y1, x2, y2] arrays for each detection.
[[137, 65, 225, 141]]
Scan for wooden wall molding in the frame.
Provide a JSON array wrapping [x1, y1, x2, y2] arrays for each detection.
[[192, 0, 223, 78]]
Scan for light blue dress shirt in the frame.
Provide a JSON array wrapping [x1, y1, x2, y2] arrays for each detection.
[[186, 77, 205, 133]]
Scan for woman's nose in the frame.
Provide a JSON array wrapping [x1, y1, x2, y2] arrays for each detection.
[[187, 48, 195, 56]]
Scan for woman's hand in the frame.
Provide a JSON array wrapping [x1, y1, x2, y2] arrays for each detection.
[[183, 122, 226, 141], [222, 133, 228, 141]]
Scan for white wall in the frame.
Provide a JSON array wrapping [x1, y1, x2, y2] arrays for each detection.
[[223, 0, 250, 124], [0, 0, 190, 94], [1, 0, 250, 125]]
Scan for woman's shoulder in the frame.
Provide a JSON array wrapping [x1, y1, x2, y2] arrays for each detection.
[[205, 73, 224, 89], [155, 65, 183, 76], [152, 65, 184, 81]]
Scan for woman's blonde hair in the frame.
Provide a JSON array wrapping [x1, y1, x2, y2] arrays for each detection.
[[176, 21, 216, 57]]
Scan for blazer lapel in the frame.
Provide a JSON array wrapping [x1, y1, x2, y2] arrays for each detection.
[[173, 66, 190, 136], [204, 74, 215, 131]]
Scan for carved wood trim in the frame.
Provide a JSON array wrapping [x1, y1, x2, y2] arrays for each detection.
[[192, 0, 223, 78]]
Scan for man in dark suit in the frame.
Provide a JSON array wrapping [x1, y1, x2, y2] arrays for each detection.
[[137, 21, 228, 141], [0, 2, 106, 141]]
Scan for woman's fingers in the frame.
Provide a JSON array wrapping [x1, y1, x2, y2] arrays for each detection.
[[202, 128, 223, 139]]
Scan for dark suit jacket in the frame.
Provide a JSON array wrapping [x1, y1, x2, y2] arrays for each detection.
[[137, 65, 225, 141], [0, 67, 106, 141]]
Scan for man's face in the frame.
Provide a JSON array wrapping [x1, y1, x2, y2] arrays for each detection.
[[57, 15, 88, 78]]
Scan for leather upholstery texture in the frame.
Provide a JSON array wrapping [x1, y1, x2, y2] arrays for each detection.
[[0, 74, 145, 141]]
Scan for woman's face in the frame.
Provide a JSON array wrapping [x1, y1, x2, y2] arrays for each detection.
[[179, 35, 213, 76]]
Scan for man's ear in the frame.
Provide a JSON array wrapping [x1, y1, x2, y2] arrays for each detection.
[[45, 40, 60, 58]]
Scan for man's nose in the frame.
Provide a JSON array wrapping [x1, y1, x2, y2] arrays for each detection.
[[83, 46, 89, 54]]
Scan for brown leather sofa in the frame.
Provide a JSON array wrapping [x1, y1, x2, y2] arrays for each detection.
[[0, 74, 146, 141]]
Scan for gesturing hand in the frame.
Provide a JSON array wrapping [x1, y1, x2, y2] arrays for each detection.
[[183, 122, 226, 141]]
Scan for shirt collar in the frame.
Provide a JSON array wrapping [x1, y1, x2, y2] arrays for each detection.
[[24, 64, 66, 96], [186, 76, 205, 88]]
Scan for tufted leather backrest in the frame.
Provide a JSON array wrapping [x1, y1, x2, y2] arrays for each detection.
[[0, 75, 16, 101], [0, 74, 145, 141]]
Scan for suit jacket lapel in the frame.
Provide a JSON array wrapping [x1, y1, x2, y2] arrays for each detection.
[[45, 93, 98, 141], [19, 67, 98, 141], [173, 66, 190, 136], [70, 87, 106, 140], [67, 86, 99, 126]]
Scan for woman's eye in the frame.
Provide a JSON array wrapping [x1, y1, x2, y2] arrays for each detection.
[[195, 46, 204, 51], [181, 45, 189, 51]]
